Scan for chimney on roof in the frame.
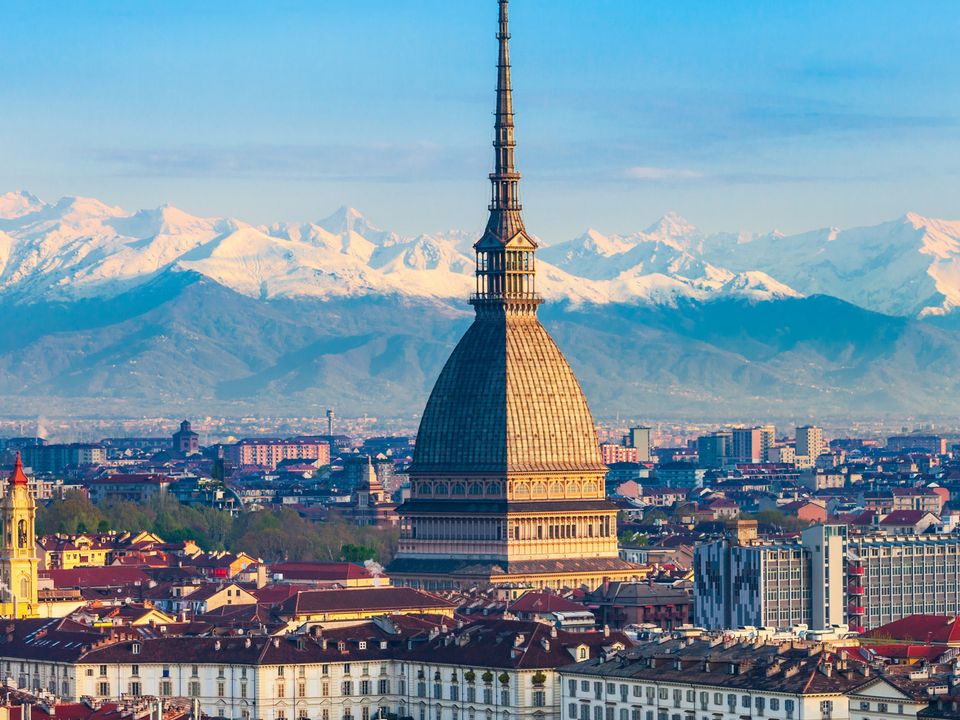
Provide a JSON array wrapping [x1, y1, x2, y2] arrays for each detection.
[[603, 625, 610, 638], [214, 640, 221, 651], [244, 638, 251, 649]]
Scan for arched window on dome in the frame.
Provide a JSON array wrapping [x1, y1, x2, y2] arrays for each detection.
[[452, 483, 465, 495], [583, 481, 597, 495], [549, 482, 564, 497], [485, 483, 501, 496], [419, 484, 432, 495], [532, 483, 546, 499], [514, 483, 530, 499], [435, 483, 449, 495], [469, 483, 483, 496]]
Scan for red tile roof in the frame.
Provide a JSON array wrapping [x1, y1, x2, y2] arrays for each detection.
[[863, 643, 946, 661], [270, 562, 374, 581], [280, 587, 455, 616], [865, 614, 960, 645], [44, 567, 152, 589], [881, 509, 934, 525], [509, 590, 585, 614]]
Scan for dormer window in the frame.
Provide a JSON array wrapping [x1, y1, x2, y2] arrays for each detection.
[[131, 642, 141, 655], [359, 641, 367, 650]]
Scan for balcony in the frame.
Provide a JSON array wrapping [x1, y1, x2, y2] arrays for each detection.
[[849, 566, 864, 575], [849, 586, 865, 595], [849, 605, 865, 615]]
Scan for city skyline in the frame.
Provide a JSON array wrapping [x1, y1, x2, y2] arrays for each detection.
[[3, 1, 960, 240]]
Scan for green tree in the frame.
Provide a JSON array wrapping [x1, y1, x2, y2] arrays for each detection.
[[37, 491, 104, 535]]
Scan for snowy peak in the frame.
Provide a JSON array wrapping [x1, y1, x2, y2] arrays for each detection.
[[579, 228, 635, 257], [718, 271, 802, 301], [0, 191, 46, 220], [643, 211, 699, 243], [316, 206, 393, 243]]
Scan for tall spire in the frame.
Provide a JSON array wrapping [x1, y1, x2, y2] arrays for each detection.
[[493, 0, 517, 199], [9, 452, 28, 487], [472, 0, 540, 314]]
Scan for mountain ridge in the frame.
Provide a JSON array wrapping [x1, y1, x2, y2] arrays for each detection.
[[1, 190, 957, 318], [1, 190, 958, 418]]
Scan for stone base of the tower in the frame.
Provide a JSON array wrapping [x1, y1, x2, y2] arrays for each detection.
[[386, 556, 647, 592]]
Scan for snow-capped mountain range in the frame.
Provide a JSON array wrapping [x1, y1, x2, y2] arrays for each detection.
[[2, 190, 959, 317], [3, 190, 960, 418]]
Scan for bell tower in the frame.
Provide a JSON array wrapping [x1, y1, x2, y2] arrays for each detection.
[[0, 452, 39, 618]]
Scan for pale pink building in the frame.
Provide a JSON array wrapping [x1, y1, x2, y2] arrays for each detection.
[[600, 443, 639, 465], [224, 438, 331, 470]]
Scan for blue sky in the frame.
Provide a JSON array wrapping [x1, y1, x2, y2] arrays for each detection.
[[2, 0, 959, 240]]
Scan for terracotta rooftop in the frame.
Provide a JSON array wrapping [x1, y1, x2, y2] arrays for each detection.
[[280, 587, 456, 616], [865, 614, 960, 645]]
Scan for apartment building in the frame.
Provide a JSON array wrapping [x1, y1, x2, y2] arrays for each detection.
[[21, 443, 106, 473], [223, 439, 331, 471], [558, 636, 869, 720], [696, 521, 960, 633], [697, 433, 732, 469], [847, 533, 960, 631], [0, 617, 629, 720], [796, 426, 826, 466], [694, 522, 847, 631]]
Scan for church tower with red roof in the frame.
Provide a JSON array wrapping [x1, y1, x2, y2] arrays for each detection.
[[0, 452, 39, 617]]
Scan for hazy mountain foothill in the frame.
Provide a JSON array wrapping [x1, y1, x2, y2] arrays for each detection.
[[1, 190, 958, 419]]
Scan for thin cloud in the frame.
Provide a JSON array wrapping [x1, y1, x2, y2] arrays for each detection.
[[90, 143, 484, 183], [622, 166, 704, 181]]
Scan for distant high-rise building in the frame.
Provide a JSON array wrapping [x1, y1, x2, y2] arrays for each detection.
[[758, 424, 776, 459], [696, 431, 731, 468], [731, 427, 763, 464], [795, 425, 825, 460], [600, 444, 638, 466], [21, 443, 105, 473], [224, 438, 331, 470], [886, 434, 947, 454], [625, 427, 651, 462]]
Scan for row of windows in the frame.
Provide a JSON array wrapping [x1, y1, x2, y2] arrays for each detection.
[[570, 706, 798, 720], [417, 483, 501, 497], [859, 702, 905, 714], [416, 683, 509, 706], [567, 681, 796, 715]]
